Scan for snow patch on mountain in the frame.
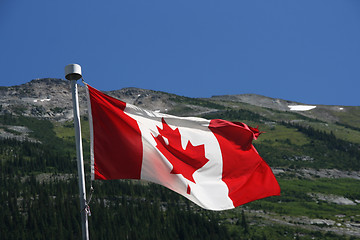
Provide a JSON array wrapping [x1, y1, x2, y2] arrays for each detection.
[[34, 98, 51, 103], [288, 105, 316, 111]]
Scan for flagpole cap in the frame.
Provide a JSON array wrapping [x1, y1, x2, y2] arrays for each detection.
[[65, 64, 82, 81]]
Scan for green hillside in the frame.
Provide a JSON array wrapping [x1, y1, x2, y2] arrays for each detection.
[[1, 93, 360, 239]]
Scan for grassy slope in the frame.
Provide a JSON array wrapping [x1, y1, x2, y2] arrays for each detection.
[[248, 178, 360, 220]]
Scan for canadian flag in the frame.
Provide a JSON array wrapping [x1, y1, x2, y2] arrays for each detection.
[[86, 84, 280, 210]]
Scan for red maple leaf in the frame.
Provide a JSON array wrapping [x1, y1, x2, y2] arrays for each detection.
[[152, 118, 209, 193]]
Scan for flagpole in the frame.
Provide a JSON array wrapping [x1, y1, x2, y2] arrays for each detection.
[[65, 64, 89, 240]]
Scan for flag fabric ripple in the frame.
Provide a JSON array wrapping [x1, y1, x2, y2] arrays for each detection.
[[86, 84, 280, 210]]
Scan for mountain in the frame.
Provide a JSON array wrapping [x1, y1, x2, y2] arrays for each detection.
[[2, 78, 359, 126], [1, 78, 360, 239]]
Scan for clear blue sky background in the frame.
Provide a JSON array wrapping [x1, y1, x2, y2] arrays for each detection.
[[0, 1, 359, 106]]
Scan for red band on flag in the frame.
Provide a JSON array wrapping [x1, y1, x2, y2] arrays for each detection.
[[87, 85, 143, 180], [209, 119, 280, 207]]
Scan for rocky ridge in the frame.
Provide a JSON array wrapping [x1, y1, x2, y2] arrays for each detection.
[[1, 78, 358, 124], [0, 78, 214, 122], [210, 94, 356, 124]]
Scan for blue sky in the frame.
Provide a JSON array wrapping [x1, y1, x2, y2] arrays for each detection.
[[0, 1, 359, 106]]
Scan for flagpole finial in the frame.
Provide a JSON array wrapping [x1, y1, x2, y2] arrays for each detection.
[[65, 64, 82, 81]]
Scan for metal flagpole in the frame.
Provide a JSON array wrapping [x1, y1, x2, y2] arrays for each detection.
[[65, 64, 89, 240]]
